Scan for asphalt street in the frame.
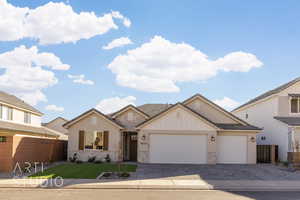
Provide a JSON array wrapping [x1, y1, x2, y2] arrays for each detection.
[[0, 189, 300, 200]]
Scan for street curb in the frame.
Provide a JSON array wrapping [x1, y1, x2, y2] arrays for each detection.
[[1, 179, 300, 191]]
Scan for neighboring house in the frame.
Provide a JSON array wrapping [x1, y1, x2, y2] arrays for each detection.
[[43, 117, 68, 140], [232, 77, 300, 162], [64, 94, 261, 164], [0, 91, 64, 172]]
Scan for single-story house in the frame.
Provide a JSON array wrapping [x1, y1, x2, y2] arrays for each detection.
[[64, 94, 261, 164], [42, 117, 69, 140]]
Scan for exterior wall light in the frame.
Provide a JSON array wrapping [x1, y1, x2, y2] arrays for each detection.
[[251, 136, 256, 143], [141, 135, 146, 141], [210, 136, 215, 142]]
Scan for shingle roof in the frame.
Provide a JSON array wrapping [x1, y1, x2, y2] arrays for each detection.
[[43, 117, 68, 126], [215, 123, 261, 130], [63, 108, 124, 128], [274, 116, 300, 126], [0, 120, 60, 137], [0, 91, 42, 115], [110, 105, 150, 118], [137, 104, 173, 117], [136, 103, 261, 131], [233, 77, 300, 112]]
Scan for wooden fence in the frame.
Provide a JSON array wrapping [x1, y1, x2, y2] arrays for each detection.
[[12, 137, 68, 169], [257, 145, 278, 163]]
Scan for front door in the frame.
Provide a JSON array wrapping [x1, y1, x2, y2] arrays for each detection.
[[123, 132, 138, 161], [129, 134, 137, 161]]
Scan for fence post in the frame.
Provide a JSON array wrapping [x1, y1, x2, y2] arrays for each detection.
[[271, 145, 276, 164]]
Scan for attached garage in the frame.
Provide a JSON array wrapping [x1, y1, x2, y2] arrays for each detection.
[[217, 135, 247, 164], [149, 134, 207, 164]]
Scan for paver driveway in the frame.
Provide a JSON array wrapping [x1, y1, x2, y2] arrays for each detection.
[[130, 164, 300, 180]]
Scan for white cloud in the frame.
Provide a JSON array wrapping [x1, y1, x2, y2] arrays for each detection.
[[68, 74, 94, 85], [213, 97, 240, 111], [111, 11, 131, 28], [0, 45, 70, 105], [108, 36, 263, 93], [95, 96, 136, 114], [0, 0, 131, 44], [102, 37, 133, 50], [45, 104, 64, 112]]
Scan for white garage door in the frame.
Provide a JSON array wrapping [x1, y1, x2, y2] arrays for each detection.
[[217, 136, 247, 164], [149, 134, 207, 164]]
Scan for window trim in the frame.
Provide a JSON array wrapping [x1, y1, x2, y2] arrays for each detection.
[[290, 97, 300, 114], [83, 130, 108, 151], [0, 136, 7, 143], [0, 104, 2, 119], [7, 107, 13, 120], [24, 112, 31, 124]]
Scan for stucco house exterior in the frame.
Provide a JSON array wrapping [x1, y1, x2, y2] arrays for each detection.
[[64, 94, 261, 164], [232, 77, 300, 162], [43, 117, 68, 140], [0, 91, 65, 172]]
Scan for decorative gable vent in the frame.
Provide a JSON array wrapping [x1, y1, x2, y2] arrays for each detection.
[[127, 111, 133, 121], [176, 111, 181, 119]]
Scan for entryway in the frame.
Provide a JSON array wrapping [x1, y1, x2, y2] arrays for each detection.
[[123, 132, 138, 161]]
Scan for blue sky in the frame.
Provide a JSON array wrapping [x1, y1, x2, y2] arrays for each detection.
[[0, 0, 300, 122]]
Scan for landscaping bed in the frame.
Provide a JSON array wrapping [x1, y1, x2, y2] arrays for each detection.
[[28, 163, 137, 179]]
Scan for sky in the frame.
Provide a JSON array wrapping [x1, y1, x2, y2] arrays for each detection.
[[0, 0, 300, 122]]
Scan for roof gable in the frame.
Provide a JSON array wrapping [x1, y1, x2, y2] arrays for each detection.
[[137, 104, 172, 117], [233, 77, 300, 112], [44, 117, 68, 126], [0, 91, 43, 115], [111, 105, 149, 119], [183, 94, 248, 125], [137, 103, 219, 130], [63, 108, 123, 129]]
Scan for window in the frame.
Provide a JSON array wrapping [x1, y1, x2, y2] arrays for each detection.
[[261, 136, 266, 141], [24, 112, 31, 124], [84, 131, 104, 150], [245, 113, 249, 119], [0, 136, 7, 143], [291, 98, 300, 113], [7, 107, 13, 120]]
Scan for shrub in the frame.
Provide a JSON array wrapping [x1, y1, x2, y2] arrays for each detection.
[[76, 160, 83, 164], [88, 156, 96, 163], [69, 153, 78, 162], [118, 172, 130, 178], [94, 160, 102, 164], [105, 154, 111, 163]]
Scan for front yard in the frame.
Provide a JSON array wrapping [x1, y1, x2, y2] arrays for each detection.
[[29, 163, 137, 179]]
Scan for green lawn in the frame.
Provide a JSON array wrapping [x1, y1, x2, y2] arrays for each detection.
[[29, 163, 137, 179]]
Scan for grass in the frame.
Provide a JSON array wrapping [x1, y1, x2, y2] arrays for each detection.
[[28, 163, 137, 179]]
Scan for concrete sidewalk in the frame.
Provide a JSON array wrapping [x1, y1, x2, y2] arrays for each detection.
[[1, 178, 300, 191]]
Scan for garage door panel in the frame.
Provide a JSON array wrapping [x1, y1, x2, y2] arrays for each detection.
[[149, 134, 207, 164], [217, 136, 247, 164]]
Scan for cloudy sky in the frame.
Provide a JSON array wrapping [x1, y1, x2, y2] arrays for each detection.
[[0, 0, 299, 122]]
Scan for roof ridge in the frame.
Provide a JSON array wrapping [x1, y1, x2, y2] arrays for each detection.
[[233, 76, 300, 112], [0, 90, 43, 115]]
